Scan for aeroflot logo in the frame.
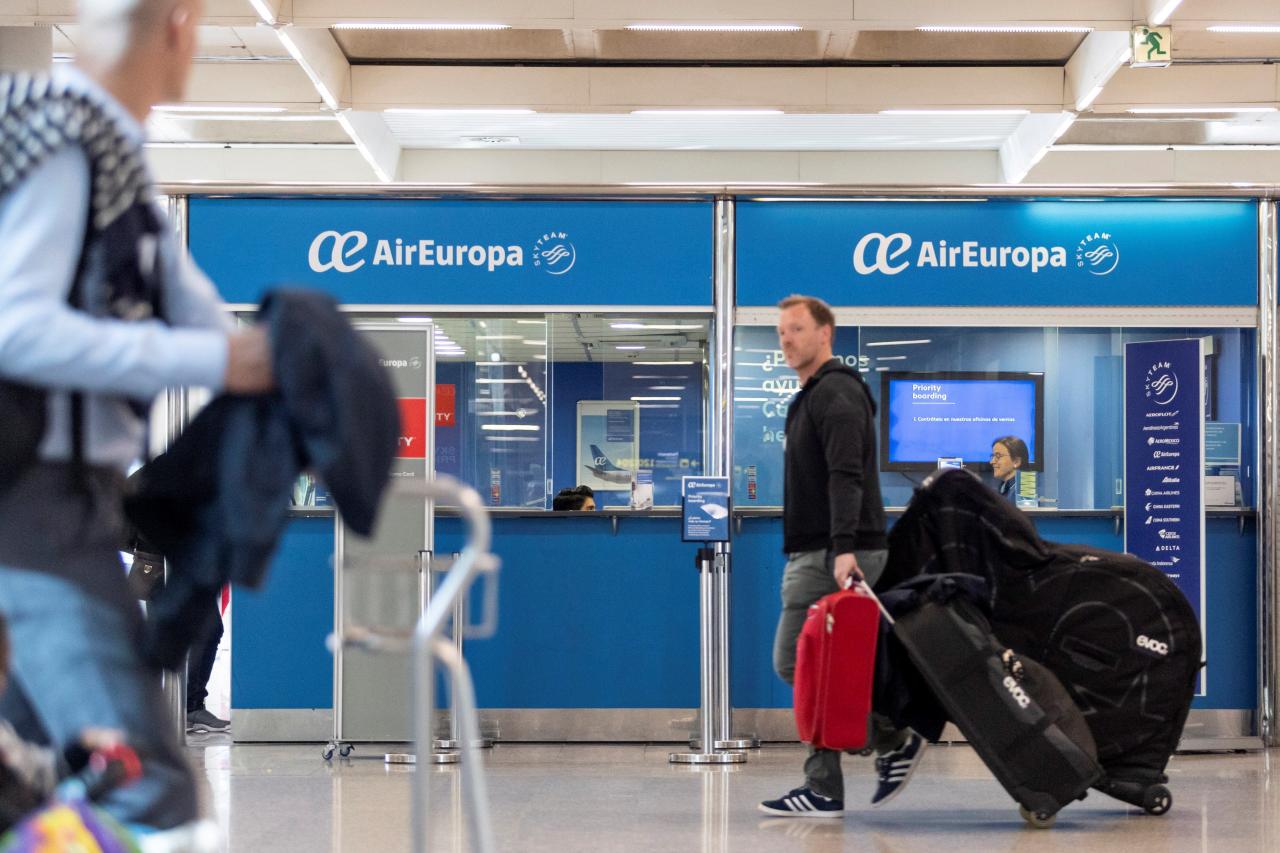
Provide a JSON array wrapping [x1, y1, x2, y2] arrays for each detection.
[[852, 231, 1115, 277], [308, 230, 529, 274]]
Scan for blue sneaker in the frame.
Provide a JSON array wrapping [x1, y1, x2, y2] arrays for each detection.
[[758, 786, 844, 818], [871, 731, 927, 807]]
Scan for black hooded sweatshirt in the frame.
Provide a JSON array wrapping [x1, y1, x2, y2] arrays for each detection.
[[783, 358, 887, 555]]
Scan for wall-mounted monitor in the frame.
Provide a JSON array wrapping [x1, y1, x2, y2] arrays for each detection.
[[879, 371, 1044, 472]]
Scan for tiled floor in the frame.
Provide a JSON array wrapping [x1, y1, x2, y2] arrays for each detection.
[[186, 736, 1277, 852]]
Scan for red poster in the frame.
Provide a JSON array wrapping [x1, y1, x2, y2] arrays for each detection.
[[436, 384, 456, 428], [397, 398, 427, 458]]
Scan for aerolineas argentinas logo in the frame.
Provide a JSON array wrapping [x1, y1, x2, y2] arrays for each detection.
[[852, 231, 1120, 277], [308, 230, 526, 274]]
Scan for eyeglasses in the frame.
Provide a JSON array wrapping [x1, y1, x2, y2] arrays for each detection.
[[990, 452, 1009, 461]]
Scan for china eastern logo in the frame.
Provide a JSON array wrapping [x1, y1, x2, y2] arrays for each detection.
[[1144, 360, 1179, 406], [1076, 232, 1121, 275], [533, 231, 577, 275]]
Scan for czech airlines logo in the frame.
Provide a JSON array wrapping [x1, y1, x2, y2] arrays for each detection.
[[1144, 361, 1179, 406], [309, 230, 368, 273], [853, 232, 913, 276], [533, 231, 576, 275], [1076, 232, 1121, 275]]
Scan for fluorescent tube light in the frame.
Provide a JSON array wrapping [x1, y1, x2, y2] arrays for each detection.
[[156, 105, 286, 113], [880, 109, 1030, 116], [631, 109, 784, 116], [385, 108, 535, 115], [625, 24, 803, 32], [516, 319, 547, 325], [476, 379, 524, 384], [276, 29, 339, 111], [864, 339, 931, 347], [334, 22, 511, 31], [248, 0, 277, 25], [631, 396, 680, 402], [875, 356, 908, 362], [633, 361, 695, 365], [1149, 0, 1183, 26], [1127, 106, 1277, 113], [481, 424, 541, 431], [616, 345, 647, 351], [397, 317, 433, 323], [610, 323, 703, 330], [1208, 25, 1280, 33], [649, 386, 688, 391], [522, 340, 547, 346], [475, 335, 522, 340], [916, 25, 1092, 33]]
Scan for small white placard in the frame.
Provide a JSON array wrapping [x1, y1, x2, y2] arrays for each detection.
[[1205, 475, 1235, 507]]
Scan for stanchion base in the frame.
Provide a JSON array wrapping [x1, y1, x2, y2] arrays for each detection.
[[669, 751, 747, 765], [715, 738, 761, 750], [383, 752, 462, 765], [433, 738, 493, 750], [689, 736, 761, 751]]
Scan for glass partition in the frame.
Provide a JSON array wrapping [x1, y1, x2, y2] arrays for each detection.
[[733, 324, 1257, 511], [353, 312, 710, 509]]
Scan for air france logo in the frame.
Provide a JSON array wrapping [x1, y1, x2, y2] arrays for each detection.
[[533, 231, 577, 275], [1076, 232, 1121, 275], [1144, 361, 1179, 406], [310, 230, 368, 273]]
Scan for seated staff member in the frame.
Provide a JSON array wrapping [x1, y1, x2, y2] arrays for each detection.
[[990, 436, 1029, 503], [552, 485, 596, 511]]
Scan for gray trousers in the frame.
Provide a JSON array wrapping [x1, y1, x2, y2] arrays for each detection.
[[772, 548, 897, 801]]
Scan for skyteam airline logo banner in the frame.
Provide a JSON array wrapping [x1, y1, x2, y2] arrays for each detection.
[[737, 200, 1257, 307], [189, 198, 713, 306]]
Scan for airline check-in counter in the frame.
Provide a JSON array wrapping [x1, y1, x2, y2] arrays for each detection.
[[177, 190, 1276, 749]]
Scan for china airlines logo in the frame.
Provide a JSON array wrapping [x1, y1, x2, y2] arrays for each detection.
[[853, 232, 913, 275], [309, 230, 367, 273]]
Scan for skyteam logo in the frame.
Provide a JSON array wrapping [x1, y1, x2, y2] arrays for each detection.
[[1076, 232, 1121, 275], [533, 231, 577, 275], [1144, 361, 1179, 406]]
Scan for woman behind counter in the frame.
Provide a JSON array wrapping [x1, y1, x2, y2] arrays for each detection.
[[990, 435, 1028, 503]]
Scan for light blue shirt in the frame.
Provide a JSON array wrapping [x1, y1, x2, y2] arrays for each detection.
[[0, 66, 230, 471]]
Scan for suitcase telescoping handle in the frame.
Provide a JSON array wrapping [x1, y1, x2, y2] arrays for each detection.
[[844, 577, 896, 626]]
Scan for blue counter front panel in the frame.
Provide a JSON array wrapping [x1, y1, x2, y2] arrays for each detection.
[[234, 514, 1256, 713], [189, 198, 714, 306], [737, 200, 1258, 307]]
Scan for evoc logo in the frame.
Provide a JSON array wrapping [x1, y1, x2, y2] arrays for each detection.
[[1002, 676, 1032, 710], [1136, 635, 1169, 656]]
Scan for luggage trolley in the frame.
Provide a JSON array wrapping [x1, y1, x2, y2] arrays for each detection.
[[330, 477, 501, 853]]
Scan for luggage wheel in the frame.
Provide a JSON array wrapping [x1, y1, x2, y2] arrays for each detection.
[[1018, 806, 1056, 829], [1142, 784, 1172, 816]]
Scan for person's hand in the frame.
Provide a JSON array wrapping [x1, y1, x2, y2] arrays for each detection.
[[224, 327, 275, 394], [833, 553, 864, 589], [78, 728, 125, 752]]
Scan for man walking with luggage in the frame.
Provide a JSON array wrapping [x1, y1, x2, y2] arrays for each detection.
[[759, 296, 926, 818], [0, 1, 273, 847]]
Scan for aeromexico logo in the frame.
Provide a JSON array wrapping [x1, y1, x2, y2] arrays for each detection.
[[851, 231, 1120, 277], [307, 229, 576, 275]]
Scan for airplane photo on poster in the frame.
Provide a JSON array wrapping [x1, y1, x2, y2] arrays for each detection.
[[585, 444, 632, 485]]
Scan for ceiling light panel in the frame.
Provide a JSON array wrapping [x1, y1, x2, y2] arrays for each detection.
[[916, 25, 1092, 33], [625, 24, 803, 32], [1207, 25, 1280, 33], [333, 22, 511, 30]]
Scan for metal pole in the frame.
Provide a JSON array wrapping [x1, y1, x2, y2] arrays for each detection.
[[671, 550, 741, 764], [1260, 201, 1278, 746]]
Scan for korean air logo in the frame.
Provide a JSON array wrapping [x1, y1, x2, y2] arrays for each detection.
[[309, 230, 368, 273], [533, 231, 576, 275], [853, 232, 913, 276], [1076, 232, 1120, 276], [1144, 361, 1179, 406]]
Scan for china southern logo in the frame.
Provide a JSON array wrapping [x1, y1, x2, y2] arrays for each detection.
[[1076, 232, 1121, 275], [851, 231, 1121, 277], [1144, 361, 1179, 406], [308, 230, 526, 274], [533, 231, 576, 275]]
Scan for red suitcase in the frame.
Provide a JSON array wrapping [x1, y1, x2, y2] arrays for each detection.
[[793, 586, 880, 750]]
